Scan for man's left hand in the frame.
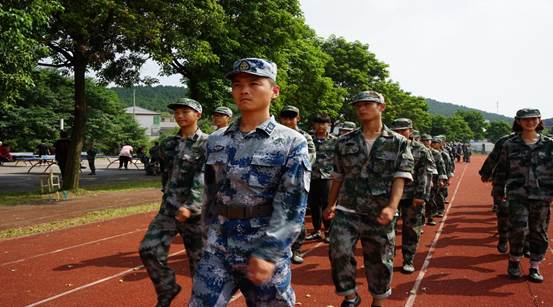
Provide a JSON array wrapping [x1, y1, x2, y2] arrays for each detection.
[[175, 207, 191, 222], [377, 206, 396, 225], [247, 256, 276, 285]]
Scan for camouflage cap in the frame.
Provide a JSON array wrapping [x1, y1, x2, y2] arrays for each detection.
[[213, 106, 233, 117], [412, 130, 421, 138], [421, 133, 432, 141], [390, 118, 413, 130], [515, 108, 541, 119], [431, 136, 443, 144], [313, 114, 332, 123], [225, 58, 277, 81], [340, 121, 357, 131], [279, 105, 300, 117], [350, 90, 385, 105], [168, 98, 202, 113]]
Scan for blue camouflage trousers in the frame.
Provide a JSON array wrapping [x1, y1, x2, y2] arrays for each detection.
[[328, 210, 396, 299], [139, 213, 204, 297], [508, 198, 551, 262], [189, 219, 295, 306]]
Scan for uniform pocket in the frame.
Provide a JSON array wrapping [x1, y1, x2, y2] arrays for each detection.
[[249, 153, 286, 188]]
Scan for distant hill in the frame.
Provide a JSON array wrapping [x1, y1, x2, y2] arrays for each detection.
[[425, 98, 513, 122], [110, 86, 188, 112]]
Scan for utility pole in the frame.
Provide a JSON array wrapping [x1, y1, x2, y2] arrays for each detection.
[[133, 87, 136, 120]]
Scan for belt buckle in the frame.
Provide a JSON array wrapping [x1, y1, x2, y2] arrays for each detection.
[[244, 206, 254, 218]]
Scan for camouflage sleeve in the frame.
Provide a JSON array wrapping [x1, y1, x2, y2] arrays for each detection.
[[252, 139, 311, 263], [415, 148, 431, 201], [434, 152, 448, 180], [202, 164, 217, 225], [307, 137, 317, 166], [160, 139, 171, 190], [442, 152, 453, 178], [182, 142, 206, 216], [492, 142, 509, 197], [394, 140, 414, 182], [331, 140, 344, 181]]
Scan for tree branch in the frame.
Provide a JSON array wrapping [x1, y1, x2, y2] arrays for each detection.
[[38, 61, 72, 68], [46, 42, 74, 62], [171, 59, 189, 76]]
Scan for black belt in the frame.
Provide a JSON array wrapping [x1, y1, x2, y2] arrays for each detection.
[[215, 203, 273, 219]]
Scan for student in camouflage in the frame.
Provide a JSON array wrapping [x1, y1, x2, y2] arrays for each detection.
[[390, 118, 433, 274], [420, 134, 448, 226], [138, 98, 208, 307], [324, 91, 414, 307], [305, 114, 336, 243], [429, 137, 453, 220], [212, 106, 233, 130], [278, 105, 316, 264], [479, 132, 517, 253], [494, 108, 553, 282], [189, 58, 311, 306]]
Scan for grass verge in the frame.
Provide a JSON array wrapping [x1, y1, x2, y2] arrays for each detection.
[[0, 202, 158, 240], [0, 179, 161, 206]]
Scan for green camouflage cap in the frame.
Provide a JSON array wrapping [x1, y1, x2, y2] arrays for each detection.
[[421, 133, 432, 141], [340, 121, 357, 131], [168, 98, 202, 113], [279, 105, 300, 117], [515, 108, 541, 119], [213, 106, 233, 117], [412, 130, 421, 138], [431, 136, 443, 143], [350, 90, 385, 105], [390, 118, 413, 130], [225, 58, 277, 81]]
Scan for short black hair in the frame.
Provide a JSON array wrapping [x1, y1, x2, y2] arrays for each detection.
[[312, 114, 332, 123]]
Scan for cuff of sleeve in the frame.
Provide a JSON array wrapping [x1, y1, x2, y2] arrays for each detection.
[[449, 173, 454, 178], [394, 171, 413, 182], [439, 175, 448, 180]]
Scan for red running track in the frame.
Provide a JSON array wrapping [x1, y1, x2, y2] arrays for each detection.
[[1, 156, 552, 306]]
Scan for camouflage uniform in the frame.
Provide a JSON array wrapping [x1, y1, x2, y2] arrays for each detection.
[[329, 118, 414, 299], [479, 133, 516, 244], [425, 140, 448, 223], [494, 132, 553, 263], [433, 139, 453, 216], [308, 132, 336, 235], [139, 110, 208, 302], [190, 58, 311, 306], [390, 119, 433, 267]]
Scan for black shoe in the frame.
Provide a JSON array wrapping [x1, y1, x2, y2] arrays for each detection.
[[523, 248, 531, 258], [427, 220, 437, 226], [508, 261, 522, 279], [497, 240, 508, 254], [341, 293, 361, 307], [156, 284, 181, 307], [305, 231, 322, 241], [529, 268, 544, 283]]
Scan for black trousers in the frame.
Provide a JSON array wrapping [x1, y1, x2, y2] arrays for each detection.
[[308, 179, 331, 232]]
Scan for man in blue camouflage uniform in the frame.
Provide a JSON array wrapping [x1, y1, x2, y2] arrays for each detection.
[[494, 108, 553, 282], [324, 91, 414, 307], [390, 118, 433, 274], [189, 58, 311, 306], [305, 114, 336, 243], [278, 105, 316, 264], [420, 134, 448, 226], [479, 132, 517, 253], [139, 98, 208, 307]]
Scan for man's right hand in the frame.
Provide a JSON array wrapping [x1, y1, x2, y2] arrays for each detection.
[[323, 205, 336, 220]]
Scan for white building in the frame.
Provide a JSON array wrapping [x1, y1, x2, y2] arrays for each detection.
[[125, 106, 165, 137]]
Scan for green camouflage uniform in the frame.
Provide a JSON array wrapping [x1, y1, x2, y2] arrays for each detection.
[[479, 133, 516, 243], [309, 133, 336, 233], [329, 126, 414, 299], [494, 132, 553, 262], [399, 139, 433, 265], [139, 129, 208, 299]]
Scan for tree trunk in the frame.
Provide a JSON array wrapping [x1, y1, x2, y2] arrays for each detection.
[[62, 50, 87, 190]]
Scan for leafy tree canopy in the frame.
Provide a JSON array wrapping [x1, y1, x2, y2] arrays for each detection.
[[486, 120, 512, 143]]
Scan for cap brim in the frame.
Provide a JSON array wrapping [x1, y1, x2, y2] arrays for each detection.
[[516, 115, 541, 119], [350, 99, 383, 105], [225, 71, 273, 80], [167, 104, 201, 113]]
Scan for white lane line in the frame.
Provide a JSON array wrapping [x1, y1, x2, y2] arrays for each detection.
[[1, 228, 146, 267], [404, 163, 468, 307], [25, 249, 186, 307]]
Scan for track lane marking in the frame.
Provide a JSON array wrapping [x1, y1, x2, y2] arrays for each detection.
[[0, 228, 146, 267], [25, 249, 186, 307], [405, 163, 468, 307]]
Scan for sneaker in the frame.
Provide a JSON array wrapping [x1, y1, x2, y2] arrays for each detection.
[[435, 212, 444, 218], [528, 268, 544, 283], [292, 251, 304, 264], [427, 220, 437, 226], [340, 293, 361, 307], [156, 284, 181, 307], [305, 231, 322, 241], [523, 248, 531, 258], [401, 262, 416, 274], [497, 240, 508, 254], [508, 261, 522, 279]]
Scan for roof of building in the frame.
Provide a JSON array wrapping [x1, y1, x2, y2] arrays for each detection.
[[124, 106, 160, 115]]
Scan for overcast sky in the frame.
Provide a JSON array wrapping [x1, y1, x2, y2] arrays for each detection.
[[143, 0, 553, 118]]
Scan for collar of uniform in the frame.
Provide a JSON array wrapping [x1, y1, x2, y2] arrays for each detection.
[[224, 116, 277, 137], [175, 128, 203, 141]]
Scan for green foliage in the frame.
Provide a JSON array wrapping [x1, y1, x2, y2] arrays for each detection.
[[0, 69, 146, 153], [0, 0, 61, 105], [428, 114, 473, 142], [486, 121, 512, 143], [454, 110, 487, 139], [111, 86, 188, 112]]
